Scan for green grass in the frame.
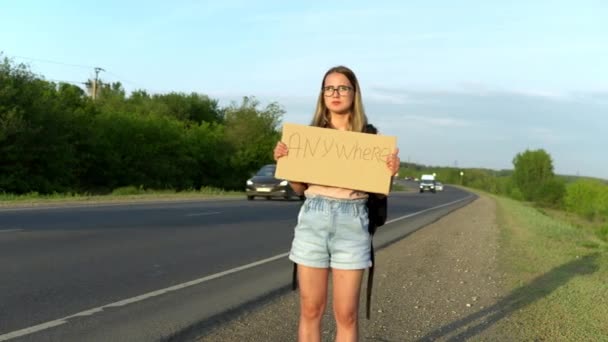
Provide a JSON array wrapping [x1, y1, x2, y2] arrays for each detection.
[[0, 186, 244, 207], [493, 195, 608, 341], [391, 183, 407, 192]]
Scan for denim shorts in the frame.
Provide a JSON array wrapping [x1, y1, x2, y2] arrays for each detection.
[[289, 194, 372, 270]]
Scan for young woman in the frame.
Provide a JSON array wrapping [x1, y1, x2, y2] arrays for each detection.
[[273, 65, 400, 342]]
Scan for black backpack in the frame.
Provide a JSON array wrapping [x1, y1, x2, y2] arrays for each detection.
[[291, 123, 389, 319]]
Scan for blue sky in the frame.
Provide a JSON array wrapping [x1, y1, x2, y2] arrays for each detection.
[[1, 1, 607, 178]]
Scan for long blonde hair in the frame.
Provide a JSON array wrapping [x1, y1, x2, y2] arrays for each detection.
[[311, 65, 368, 132]]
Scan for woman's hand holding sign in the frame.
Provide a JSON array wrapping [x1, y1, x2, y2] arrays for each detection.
[[386, 148, 400, 176], [274, 141, 288, 161]]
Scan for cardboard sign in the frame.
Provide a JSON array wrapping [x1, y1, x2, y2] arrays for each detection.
[[275, 123, 397, 195]]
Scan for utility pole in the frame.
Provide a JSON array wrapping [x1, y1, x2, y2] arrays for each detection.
[[92, 67, 105, 100]]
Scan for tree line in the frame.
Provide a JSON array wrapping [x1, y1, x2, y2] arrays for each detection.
[[0, 56, 281, 194]]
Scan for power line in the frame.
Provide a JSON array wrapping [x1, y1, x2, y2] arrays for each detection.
[[10, 54, 94, 70], [9, 54, 140, 86], [104, 70, 146, 89], [8, 53, 118, 87], [6, 53, 170, 94], [48, 79, 87, 85]]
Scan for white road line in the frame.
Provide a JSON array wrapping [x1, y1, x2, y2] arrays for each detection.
[[0, 198, 238, 212], [0, 195, 473, 341], [0, 252, 289, 341], [0, 229, 23, 233], [0, 321, 68, 341], [185, 211, 221, 217]]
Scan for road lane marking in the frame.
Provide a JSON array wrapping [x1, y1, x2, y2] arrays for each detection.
[[0, 229, 23, 233], [0, 321, 67, 341], [185, 211, 221, 217], [0, 199, 240, 212], [0, 252, 289, 341], [0, 194, 473, 341]]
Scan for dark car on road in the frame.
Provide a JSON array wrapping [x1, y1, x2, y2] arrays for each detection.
[[246, 164, 304, 200]]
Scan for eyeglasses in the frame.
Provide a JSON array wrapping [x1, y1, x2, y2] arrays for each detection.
[[323, 85, 353, 97]]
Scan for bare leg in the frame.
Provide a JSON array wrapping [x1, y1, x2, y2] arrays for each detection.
[[332, 268, 364, 342], [297, 264, 329, 342]]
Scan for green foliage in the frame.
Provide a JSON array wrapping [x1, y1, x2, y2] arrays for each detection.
[[391, 183, 406, 191], [0, 57, 91, 193], [599, 186, 608, 218], [597, 224, 608, 242], [463, 169, 501, 193], [88, 111, 195, 190], [222, 96, 283, 187], [495, 176, 517, 197], [111, 186, 145, 196], [0, 56, 281, 195], [185, 122, 233, 189], [509, 187, 524, 201], [512, 149, 556, 202], [535, 178, 566, 208], [154, 92, 223, 123], [564, 179, 608, 220]]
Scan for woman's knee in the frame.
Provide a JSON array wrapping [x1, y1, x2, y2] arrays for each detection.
[[334, 307, 357, 327], [300, 299, 326, 321]]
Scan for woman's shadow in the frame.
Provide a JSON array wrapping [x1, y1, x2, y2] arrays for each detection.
[[416, 253, 600, 342]]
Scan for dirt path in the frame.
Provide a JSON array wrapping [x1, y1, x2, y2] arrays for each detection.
[[196, 194, 504, 341]]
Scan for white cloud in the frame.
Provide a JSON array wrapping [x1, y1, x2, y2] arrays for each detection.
[[525, 127, 577, 145], [400, 114, 473, 128], [366, 92, 411, 105], [506, 89, 571, 100], [367, 84, 598, 103]]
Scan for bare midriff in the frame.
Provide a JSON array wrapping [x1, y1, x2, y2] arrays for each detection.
[[305, 184, 368, 200]]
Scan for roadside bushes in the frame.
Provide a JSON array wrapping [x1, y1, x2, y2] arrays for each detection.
[[597, 224, 608, 242], [0, 55, 281, 194], [534, 178, 566, 208], [564, 179, 608, 220]]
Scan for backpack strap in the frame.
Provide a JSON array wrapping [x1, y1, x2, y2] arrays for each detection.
[[366, 241, 375, 319], [364, 124, 377, 134], [292, 263, 298, 291]]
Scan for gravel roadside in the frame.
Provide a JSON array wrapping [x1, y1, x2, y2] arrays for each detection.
[[195, 194, 504, 341]]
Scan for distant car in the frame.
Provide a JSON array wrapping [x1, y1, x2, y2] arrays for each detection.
[[435, 182, 444, 191], [245, 164, 304, 200], [419, 180, 436, 193]]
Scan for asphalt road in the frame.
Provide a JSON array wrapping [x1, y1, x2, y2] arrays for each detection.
[[0, 182, 474, 342]]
